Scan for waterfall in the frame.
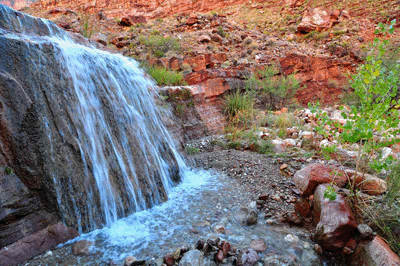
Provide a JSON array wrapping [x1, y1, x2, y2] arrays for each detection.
[[55, 40, 185, 232], [0, 4, 185, 233]]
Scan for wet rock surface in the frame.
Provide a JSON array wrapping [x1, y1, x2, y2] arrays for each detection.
[[313, 184, 357, 251]]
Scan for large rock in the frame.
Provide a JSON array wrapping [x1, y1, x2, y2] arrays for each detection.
[[279, 53, 355, 105], [297, 7, 339, 33], [358, 174, 387, 196], [314, 184, 357, 251], [186, 13, 198, 25], [159, 85, 227, 139], [293, 163, 347, 196], [119, 15, 147, 26], [0, 4, 182, 264], [351, 236, 400, 266], [0, 222, 78, 266], [344, 170, 387, 196], [179, 250, 204, 266]]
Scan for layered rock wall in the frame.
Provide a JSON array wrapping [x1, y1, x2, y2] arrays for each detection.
[[35, 0, 256, 18]]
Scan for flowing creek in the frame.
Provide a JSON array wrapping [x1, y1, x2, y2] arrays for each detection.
[[24, 168, 322, 266]]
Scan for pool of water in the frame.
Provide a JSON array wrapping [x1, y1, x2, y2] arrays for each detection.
[[24, 168, 321, 265]]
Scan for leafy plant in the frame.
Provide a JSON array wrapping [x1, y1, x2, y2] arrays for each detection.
[[321, 144, 338, 160], [324, 185, 337, 201], [217, 26, 226, 37], [4, 167, 13, 175], [311, 20, 400, 203]]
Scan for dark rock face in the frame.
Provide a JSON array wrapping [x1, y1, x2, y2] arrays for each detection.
[[0, 4, 182, 265], [0, 8, 77, 262], [0, 170, 57, 248], [0, 222, 78, 266]]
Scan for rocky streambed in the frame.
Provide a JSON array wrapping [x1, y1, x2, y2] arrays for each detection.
[[23, 149, 327, 266]]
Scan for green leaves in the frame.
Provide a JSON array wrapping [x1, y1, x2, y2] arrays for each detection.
[[312, 21, 399, 174], [324, 185, 337, 201]]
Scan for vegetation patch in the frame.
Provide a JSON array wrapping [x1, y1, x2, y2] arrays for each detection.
[[245, 65, 300, 110], [144, 65, 186, 86], [138, 34, 180, 58]]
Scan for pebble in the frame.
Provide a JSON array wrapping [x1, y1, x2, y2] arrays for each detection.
[[284, 234, 299, 244]]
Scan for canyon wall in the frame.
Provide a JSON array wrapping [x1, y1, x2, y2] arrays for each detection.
[[35, 0, 259, 18]]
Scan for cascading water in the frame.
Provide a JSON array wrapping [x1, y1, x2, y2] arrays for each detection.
[[0, 4, 184, 233], [54, 39, 184, 232]]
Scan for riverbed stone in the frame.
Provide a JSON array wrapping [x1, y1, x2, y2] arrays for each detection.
[[72, 240, 93, 255], [250, 239, 267, 252], [357, 224, 374, 240], [237, 248, 259, 266], [0, 222, 78, 266], [351, 236, 400, 266], [357, 174, 387, 196], [245, 210, 258, 225], [164, 253, 175, 266], [295, 197, 311, 218], [293, 163, 347, 196], [179, 250, 204, 266], [263, 255, 296, 266], [344, 170, 387, 195], [314, 184, 357, 251]]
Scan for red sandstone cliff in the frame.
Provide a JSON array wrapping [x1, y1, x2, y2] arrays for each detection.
[[0, 0, 35, 9], [34, 0, 255, 18]]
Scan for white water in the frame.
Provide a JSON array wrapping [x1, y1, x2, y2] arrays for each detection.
[[68, 169, 219, 262], [56, 38, 186, 231]]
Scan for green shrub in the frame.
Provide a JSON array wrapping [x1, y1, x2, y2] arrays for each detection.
[[245, 65, 300, 110], [145, 66, 185, 86], [311, 19, 400, 216], [217, 26, 226, 37], [254, 140, 274, 154], [186, 146, 200, 155], [138, 34, 180, 58], [228, 141, 242, 150], [386, 161, 400, 203], [224, 90, 255, 120], [321, 144, 338, 160]]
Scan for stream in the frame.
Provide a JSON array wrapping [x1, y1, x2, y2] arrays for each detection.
[[24, 168, 322, 266]]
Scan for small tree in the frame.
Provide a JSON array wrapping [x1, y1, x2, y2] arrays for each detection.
[[312, 19, 400, 197]]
